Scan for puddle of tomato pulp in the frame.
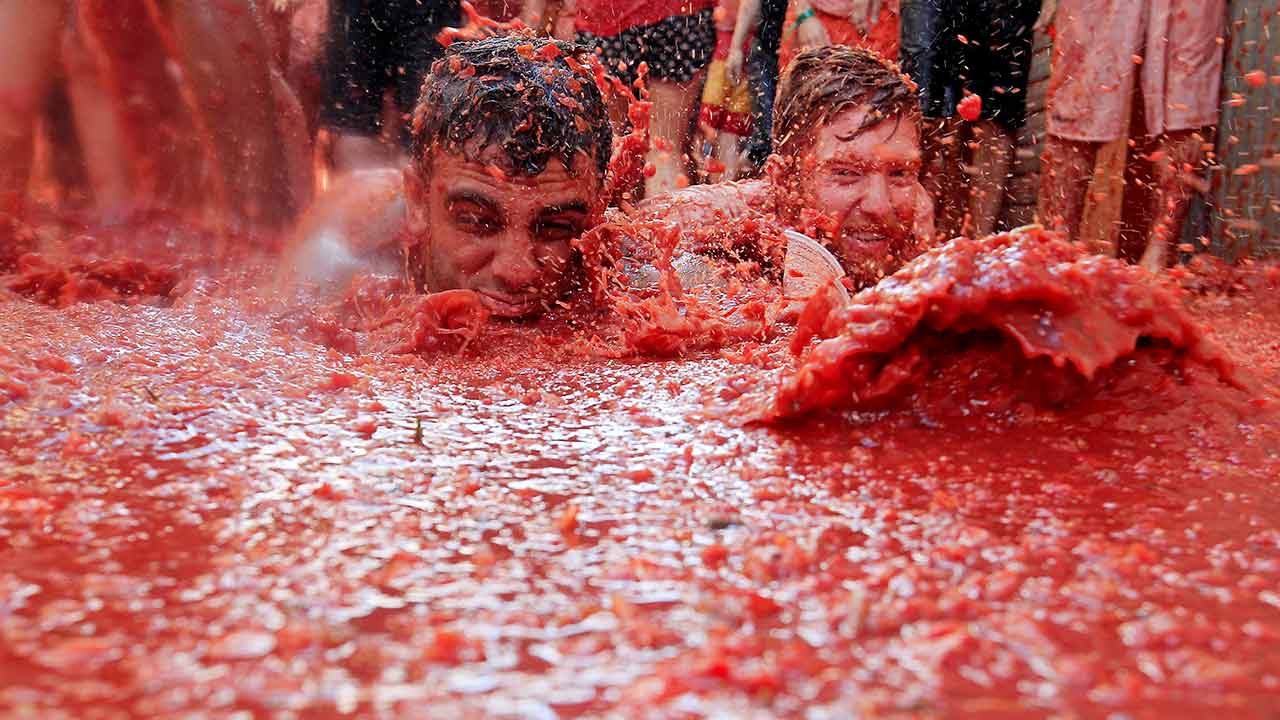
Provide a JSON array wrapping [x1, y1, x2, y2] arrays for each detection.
[[2, 214, 1279, 718]]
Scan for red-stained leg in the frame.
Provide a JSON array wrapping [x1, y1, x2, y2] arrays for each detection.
[[1038, 134, 1100, 245], [1139, 129, 1205, 272]]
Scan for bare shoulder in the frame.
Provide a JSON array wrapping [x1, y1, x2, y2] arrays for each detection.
[[283, 168, 408, 288], [634, 179, 768, 227]]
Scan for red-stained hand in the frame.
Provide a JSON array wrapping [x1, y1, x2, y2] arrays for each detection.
[[1033, 0, 1056, 32], [437, 0, 528, 47]]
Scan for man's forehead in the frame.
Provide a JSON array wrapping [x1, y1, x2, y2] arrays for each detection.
[[430, 145, 602, 190], [815, 106, 921, 163]]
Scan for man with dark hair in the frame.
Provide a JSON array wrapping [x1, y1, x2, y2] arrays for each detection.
[[288, 35, 613, 318], [637, 45, 934, 289]]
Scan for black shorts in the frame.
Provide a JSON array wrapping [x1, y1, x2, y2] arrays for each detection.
[[320, 0, 462, 145], [577, 10, 717, 87], [899, 0, 1040, 129]]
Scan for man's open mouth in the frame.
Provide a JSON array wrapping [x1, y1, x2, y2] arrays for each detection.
[[840, 230, 894, 244], [477, 291, 542, 317]]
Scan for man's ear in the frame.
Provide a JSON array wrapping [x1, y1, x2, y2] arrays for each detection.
[[403, 164, 426, 206], [403, 164, 430, 233], [401, 164, 431, 290], [765, 153, 807, 225], [763, 153, 788, 188]]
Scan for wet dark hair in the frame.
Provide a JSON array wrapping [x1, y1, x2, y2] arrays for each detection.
[[410, 35, 613, 179], [773, 45, 920, 159]]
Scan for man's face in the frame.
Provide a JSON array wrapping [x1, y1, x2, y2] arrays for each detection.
[[405, 147, 602, 318], [801, 106, 934, 280]]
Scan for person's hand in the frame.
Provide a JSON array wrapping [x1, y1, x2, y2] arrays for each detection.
[[848, 0, 882, 33], [518, 0, 546, 32], [910, 184, 936, 249], [437, 1, 520, 47], [552, 0, 578, 40], [795, 8, 830, 47], [725, 47, 746, 85], [1033, 0, 1056, 32]]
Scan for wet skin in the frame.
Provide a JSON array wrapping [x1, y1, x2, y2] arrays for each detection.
[[286, 147, 603, 318], [799, 106, 934, 272], [629, 103, 936, 288], [404, 148, 602, 318]]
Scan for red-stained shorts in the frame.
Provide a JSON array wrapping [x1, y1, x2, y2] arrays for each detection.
[[1047, 0, 1226, 142]]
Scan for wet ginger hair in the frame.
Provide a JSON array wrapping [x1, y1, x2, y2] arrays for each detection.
[[410, 35, 613, 179], [772, 45, 920, 161]]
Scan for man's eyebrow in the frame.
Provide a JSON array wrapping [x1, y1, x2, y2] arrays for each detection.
[[536, 201, 590, 217], [445, 191, 500, 211], [822, 154, 922, 168], [834, 128, 871, 143]]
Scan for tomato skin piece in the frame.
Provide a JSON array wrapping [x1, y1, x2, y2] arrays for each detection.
[[958, 94, 982, 122]]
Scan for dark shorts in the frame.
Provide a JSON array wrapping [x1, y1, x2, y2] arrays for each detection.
[[577, 10, 717, 87], [320, 0, 462, 145], [899, 0, 1040, 129]]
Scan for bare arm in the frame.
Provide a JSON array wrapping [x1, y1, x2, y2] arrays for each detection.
[[281, 169, 408, 290], [725, 0, 762, 83], [1034, 0, 1056, 31], [519, 0, 548, 30], [634, 179, 767, 227], [792, 0, 831, 47]]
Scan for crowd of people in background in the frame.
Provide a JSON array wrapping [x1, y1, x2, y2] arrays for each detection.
[[0, 0, 1229, 274]]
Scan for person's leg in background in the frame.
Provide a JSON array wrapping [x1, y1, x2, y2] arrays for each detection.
[[743, 0, 784, 172], [170, 0, 304, 225], [697, 44, 734, 182], [59, 12, 132, 212], [1135, 0, 1224, 270], [1037, 0, 1140, 249], [1138, 128, 1206, 271], [0, 0, 66, 208], [699, 74, 753, 181], [647, 76, 706, 193], [963, 0, 1038, 237], [642, 11, 717, 196], [320, 0, 400, 172], [1038, 134, 1100, 242], [966, 119, 1013, 237], [900, 0, 965, 238]]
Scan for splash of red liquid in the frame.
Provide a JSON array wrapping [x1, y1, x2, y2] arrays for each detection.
[[751, 227, 1237, 420], [284, 276, 491, 357], [5, 253, 179, 308]]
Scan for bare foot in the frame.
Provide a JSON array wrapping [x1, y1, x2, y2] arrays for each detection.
[[1138, 241, 1167, 273]]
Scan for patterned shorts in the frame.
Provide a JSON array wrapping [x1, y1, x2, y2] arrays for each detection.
[[577, 10, 717, 87]]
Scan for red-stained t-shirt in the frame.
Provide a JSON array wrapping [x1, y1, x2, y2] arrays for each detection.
[[575, 0, 716, 37]]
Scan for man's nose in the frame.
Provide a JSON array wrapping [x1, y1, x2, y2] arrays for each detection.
[[859, 174, 893, 218], [490, 236, 542, 290]]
